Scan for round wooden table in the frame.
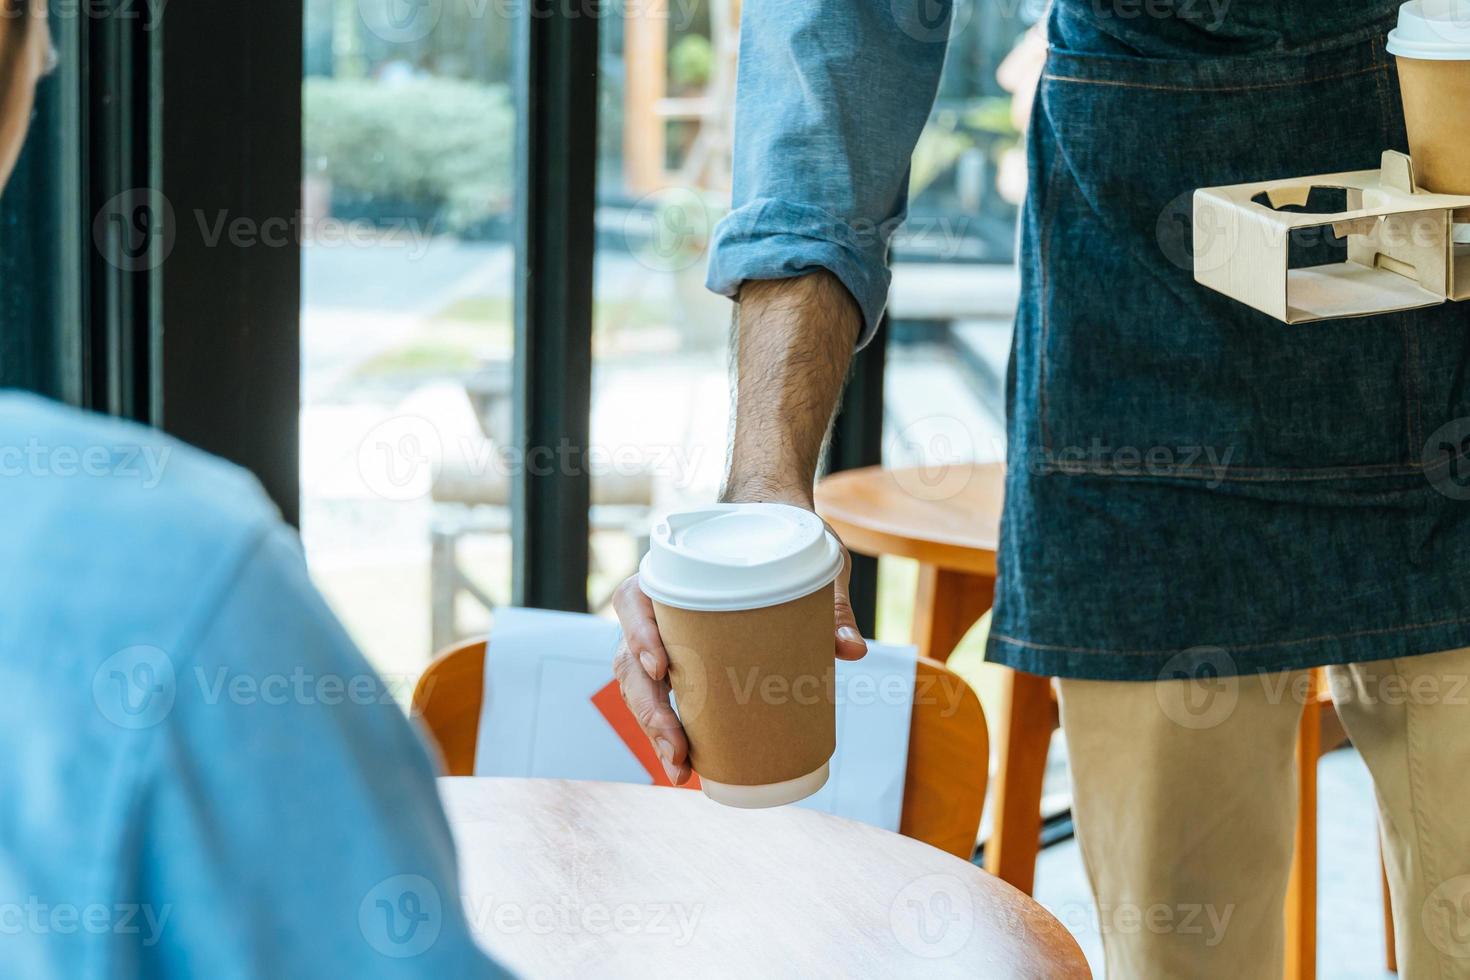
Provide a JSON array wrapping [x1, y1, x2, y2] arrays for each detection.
[[441, 777, 1089, 979], [816, 462, 1006, 659], [815, 462, 1005, 577]]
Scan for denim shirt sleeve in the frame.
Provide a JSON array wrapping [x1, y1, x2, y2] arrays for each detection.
[[705, 0, 952, 349]]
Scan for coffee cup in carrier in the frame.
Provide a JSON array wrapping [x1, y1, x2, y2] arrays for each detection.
[[637, 503, 843, 808], [1388, 0, 1470, 242]]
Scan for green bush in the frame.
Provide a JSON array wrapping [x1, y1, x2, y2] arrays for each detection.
[[303, 77, 514, 234], [669, 34, 713, 93]]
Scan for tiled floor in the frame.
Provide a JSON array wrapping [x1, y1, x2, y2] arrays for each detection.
[[1032, 747, 1397, 979]]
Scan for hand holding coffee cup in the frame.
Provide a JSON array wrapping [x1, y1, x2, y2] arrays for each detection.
[[611, 502, 866, 805]]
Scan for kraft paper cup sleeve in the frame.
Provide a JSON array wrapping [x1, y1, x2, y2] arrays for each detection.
[[653, 585, 836, 789], [1395, 58, 1470, 226]]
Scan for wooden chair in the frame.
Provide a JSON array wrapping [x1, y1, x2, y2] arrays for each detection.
[[815, 462, 1395, 979], [411, 636, 991, 860], [1291, 668, 1398, 977]]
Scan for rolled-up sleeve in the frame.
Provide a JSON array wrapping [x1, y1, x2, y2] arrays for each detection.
[[706, 0, 953, 349]]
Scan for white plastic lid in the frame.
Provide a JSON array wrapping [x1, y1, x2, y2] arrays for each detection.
[[638, 503, 843, 611], [1388, 1, 1470, 60]]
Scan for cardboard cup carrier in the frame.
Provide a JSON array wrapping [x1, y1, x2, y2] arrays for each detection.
[[638, 503, 842, 808], [1389, 0, 1470, 239]]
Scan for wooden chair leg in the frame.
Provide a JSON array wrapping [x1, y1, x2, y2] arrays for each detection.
[[1383, 842, 1397, 973], [909, 564, 1053, 896], [984, 668, 1055, 895], [910, 564, 994, 663], [1286, 676, 1322, 980]]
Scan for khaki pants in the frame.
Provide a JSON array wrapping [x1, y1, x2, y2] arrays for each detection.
[[1058, 647, 1470, 979]]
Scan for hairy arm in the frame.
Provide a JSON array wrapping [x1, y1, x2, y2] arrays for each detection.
[[722, 271, 862, 508]]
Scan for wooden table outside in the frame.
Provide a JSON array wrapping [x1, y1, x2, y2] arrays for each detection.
[[441, 777, 1089, 979]]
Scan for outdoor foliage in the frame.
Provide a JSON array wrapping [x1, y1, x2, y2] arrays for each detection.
[[303, 77, 515, 235]]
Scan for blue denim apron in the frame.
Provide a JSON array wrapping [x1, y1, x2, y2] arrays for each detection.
[[986, 0, 1470, 680]]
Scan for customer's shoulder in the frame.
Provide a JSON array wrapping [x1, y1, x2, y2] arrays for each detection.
[[2, 389, 276, 511], [0, 392, 284, 619]]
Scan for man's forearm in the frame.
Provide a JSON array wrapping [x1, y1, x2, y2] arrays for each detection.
[[720, 271, 862, 508]]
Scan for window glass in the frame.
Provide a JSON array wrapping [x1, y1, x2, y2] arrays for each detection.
[[590, 1, 1039, 615], [300, 0, 518, 677], [587, 1, 737, 611]]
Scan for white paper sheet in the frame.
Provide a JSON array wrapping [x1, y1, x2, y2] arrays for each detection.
[[471, 606, 917, 831]]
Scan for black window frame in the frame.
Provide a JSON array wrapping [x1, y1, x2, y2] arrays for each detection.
[[5, 0, 303, 523]]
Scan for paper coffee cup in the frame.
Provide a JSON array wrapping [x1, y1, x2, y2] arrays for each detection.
[[638, 503, 843, 808], [1389, 1, 1470, 229]]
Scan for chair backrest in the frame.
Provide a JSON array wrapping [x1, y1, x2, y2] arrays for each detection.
[[412, 637, 988, 859]]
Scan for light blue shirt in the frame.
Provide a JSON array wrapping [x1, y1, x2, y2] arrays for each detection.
[[0, 393, 509, 978], [704, 0, 953, 348]]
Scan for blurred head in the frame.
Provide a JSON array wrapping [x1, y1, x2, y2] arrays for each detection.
[[0, 0, 53, 189]]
